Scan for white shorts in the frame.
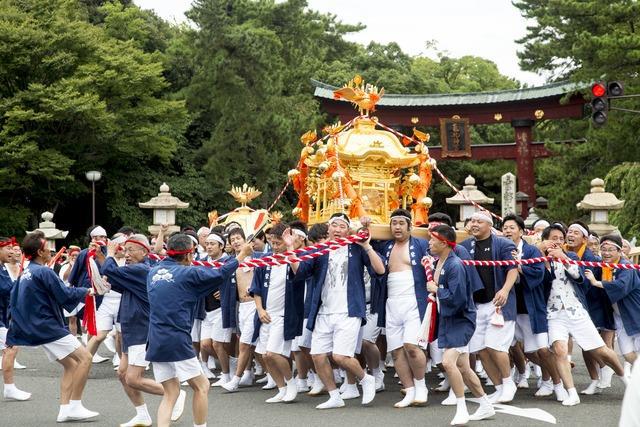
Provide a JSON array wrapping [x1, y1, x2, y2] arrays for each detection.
[[191, 320, 202, 343], [153, 357, 203, 384], [430, 338, 444, 365], [238, 302, 257, 345], [362, 308, 382, 344], [385, 296, 421, 351], [615, 313, 640, 355], [0, 327, 7, 351], [514, 314, 549, 353], [96, 296, 121, 332], [548, 310, 604, 351], [292, 318, 312, 352], [126, 344, 150, 368], [311, 313, 361, 357], [201, 309, 232, 343], [41, 334, 81, 362], [469, 302, 516, 353], [256, 315, 292, 357]]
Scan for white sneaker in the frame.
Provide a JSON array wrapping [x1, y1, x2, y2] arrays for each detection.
[[297, 378, 310, 392], [66, 406, 100, 422], [207, 356, 217, 371], [580, 380, 601, 395], [413, 384, 428, 406], [441, 389, 457, 406], [256, 375, 268, 384], [360, 374, 376, 405], [385, 354, 394, 368], [487, 388, 502, 404], [3, 386, 31, 401], [221, 377, 240, 393], [339, 381, 349, 393], [562, 388, 580, 406], [450, 408, 470, 426], [316, 394, 345, 409], [13, 360, 26, 370], [394, 387, 415, 408], [266, 388, 286, 403], [170, 390, 186, 421], [308, 377, 326, 396], [498, 381, 517, 403], [535, 379, 554, 397], [283, 379, 298, 402], [92, 353, 109, 364], [307, 373, 315, 388], [340, 384, 360, 400], [262, 374, 277, 390], [517, 376, 529, 389], [239, 370, 254, 386], [112, 353, 120, 368], [469, 403, 495, 421], [554, 384, 569, 402], [374, 370, 385, 391], [333, 370, 343, 385], [120, 414, 152, 427], [598, 366, 615, 389], [212, 374, 230, 387]]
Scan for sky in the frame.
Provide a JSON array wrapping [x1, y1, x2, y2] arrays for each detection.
[[134, 0, 546, 87]]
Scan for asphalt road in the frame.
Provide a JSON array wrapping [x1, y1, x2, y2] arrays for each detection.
[[2, 345, 626, 426]]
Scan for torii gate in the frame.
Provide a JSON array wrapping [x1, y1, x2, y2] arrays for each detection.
[[312, 80, 588, 213]]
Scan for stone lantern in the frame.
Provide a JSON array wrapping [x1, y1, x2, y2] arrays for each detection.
[[524, 207, 541, 229], [26, 211, 68, 251], [576, 178, 624, 236], [139, 183, 189, 235], [446, 175, 494, 229]]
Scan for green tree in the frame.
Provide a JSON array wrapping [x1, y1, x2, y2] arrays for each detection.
[[0, 0, 188, 236]]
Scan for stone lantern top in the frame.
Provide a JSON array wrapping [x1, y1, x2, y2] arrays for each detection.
[[446, 175, 494, 205], [576, 178, 624, 211], [27, 211, 68, 240], [139, 183, 189, 210]]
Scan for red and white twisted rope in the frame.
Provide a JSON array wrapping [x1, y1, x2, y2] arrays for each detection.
[[461, 257, 640, 270], [266, 179, 290, 212], [149, 231, 369, 269]]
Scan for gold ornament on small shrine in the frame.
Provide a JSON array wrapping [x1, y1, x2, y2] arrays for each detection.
[[534, 109, 545, 119], [494, 113, 503, 121]]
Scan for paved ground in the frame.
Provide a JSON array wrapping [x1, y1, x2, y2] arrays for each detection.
[[2, 346, 626, 426]]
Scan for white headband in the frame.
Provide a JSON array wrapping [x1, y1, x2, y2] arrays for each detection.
[[328, 215, 350, 227], [187, 235, 199, 246], [568, 224, 589, 238], [535, 220, 550, 229], [601, 240, 622, 250], [206, 234, 225, 245], [90, 226, 107, 237], [470, 211, 493, 224], [292, 229, 307, 239]]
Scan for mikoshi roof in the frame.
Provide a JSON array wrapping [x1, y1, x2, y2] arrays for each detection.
[[311, 79, 586, 107]]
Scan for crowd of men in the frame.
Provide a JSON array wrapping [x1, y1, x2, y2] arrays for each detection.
[[1, 209, 640, 426]]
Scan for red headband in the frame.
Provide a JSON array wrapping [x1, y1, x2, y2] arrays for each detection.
[[431, 231, 456, 248], [124, 239, 150, 252], [0, 237, 17, 247], [166, 248, 193, 257]]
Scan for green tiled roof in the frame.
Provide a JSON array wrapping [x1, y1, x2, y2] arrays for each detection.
[[311, 79, 586, 107]]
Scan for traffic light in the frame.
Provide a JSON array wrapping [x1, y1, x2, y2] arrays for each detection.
[[590, 81, 624, 126], [591, 82, 608, 126]]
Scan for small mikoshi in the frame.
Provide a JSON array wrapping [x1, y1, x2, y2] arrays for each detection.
[[209, 184, 278, 240], [289, 75, 434, 239]]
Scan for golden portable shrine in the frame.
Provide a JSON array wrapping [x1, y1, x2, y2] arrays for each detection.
[[288, 75, 434, 238]]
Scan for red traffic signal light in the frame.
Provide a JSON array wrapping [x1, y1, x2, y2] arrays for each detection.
[[592, 82, 606, 97]]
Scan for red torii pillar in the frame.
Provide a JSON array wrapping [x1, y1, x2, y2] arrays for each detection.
[[512, 119, 536, 213]]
